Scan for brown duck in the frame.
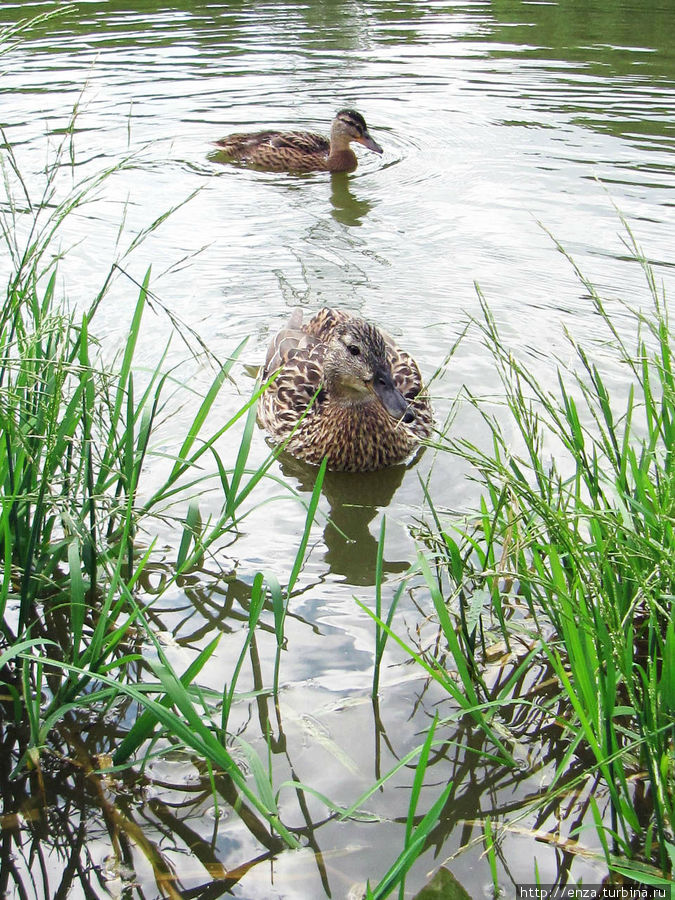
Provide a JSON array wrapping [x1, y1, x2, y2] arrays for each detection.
[[258, 308, 433, 472], [214, 109, 383, 173]]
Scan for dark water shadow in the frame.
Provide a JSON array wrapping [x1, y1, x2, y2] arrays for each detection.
[[329, 173, 375, 226], [275, 450, 425, 586]]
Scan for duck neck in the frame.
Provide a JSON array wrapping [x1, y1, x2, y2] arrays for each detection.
[[327, 124, 358, 172], [326, 147, 358, 173]]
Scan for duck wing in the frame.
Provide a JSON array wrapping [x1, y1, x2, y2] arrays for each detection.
[[260, 310, 327, 438], [263, 309, 313, 373], [267, 131, 330, 154], [215, 130, 329, 155], [301, 307, 352, 341]]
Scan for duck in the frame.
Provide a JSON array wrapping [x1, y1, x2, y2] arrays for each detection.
[[258, 308, 433, 472], [214, 109, 383, 173]]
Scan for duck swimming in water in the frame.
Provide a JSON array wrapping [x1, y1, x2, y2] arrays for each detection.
[[214, 109, 383, 173], [258, 308, 432, 472]]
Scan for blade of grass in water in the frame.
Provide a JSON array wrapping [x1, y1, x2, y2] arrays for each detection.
[[371, 516, 405, 699], [272, 457, 326, 694], [221, 571, 266, 734], [366, 716, 453, 900]]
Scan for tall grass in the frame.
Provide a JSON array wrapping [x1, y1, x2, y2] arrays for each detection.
[[414, 228, 675, 882], [0, 101, 328, 889]]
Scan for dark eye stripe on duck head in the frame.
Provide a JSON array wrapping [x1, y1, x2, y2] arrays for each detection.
[[335, 109, 383, 155], [339, 322, 386, 363], [336, 109, 368, 132]]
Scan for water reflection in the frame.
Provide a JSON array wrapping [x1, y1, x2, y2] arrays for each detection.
[[0, 583, 599, 900], [276, 451, 421, 585], [209, 153, 379, 231], [482, 0, 675, 158], [329, 173, 375, 226], [485, 0, 675, 81]]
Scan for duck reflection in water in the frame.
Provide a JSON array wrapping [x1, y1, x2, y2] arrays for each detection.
[[275, 452, 423, 586], [329, 173, 375, 226]]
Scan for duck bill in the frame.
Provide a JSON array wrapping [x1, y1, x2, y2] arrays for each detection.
[[373, 369, 412, 422], [358, 132, 383, 154]]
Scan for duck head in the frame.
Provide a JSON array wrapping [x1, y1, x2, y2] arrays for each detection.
[[331, 109, 383, 155], [324, 319, 414, 423]]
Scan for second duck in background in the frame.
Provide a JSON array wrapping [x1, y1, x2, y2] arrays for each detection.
[[214, 109, 383, 173]]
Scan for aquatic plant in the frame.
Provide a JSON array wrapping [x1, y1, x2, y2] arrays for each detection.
[[0, 98, 332, 892], [410, 227, 675, 884]]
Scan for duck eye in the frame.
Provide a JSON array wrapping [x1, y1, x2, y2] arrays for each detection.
[[347, 344, 361, 357]]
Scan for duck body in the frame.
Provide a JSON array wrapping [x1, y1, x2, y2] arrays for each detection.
[[258, 308, 432, 472], [215, 109, 382, 173]]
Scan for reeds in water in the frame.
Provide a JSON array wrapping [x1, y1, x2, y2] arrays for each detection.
[[408, 227, 675, 884]]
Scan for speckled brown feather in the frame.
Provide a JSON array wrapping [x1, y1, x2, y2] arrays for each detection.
[[258, 308, 433, 472], [216, 131, 337, 172]]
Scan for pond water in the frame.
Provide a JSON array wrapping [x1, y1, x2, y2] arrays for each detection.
[[2, 1, 675, 897]]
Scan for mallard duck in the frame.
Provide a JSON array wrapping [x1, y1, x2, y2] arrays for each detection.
[[214, 109, 383, 173], [258, 308, 433, 472]]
